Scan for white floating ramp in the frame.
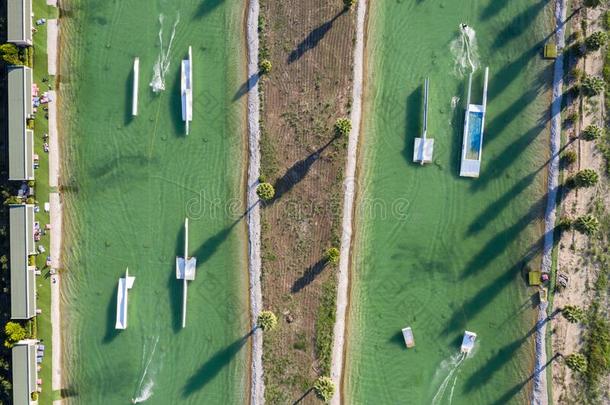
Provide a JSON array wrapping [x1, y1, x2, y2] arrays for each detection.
[[132, 57, 139, 117], [460, 67, 489, 178], [460, 330, 477, 354], [176, 218, 197, 328], [413, 78, 434, 164], [181, 46, 193, 135], [115, 268, 135, 330], [402, 326, 415, 348]]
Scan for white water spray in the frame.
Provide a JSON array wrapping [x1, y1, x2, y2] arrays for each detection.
[[149, 14, 180, 93], [450, 25, 480, 77], [132, 336, 160, 403], [431, 352, 467, 405]]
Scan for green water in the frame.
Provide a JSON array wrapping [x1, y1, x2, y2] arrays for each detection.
[[346, 1, 552, 404], [60, 0, 249, 403]]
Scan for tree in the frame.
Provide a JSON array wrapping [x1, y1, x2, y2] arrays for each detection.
[[561, 150, 577, 166], [584, 0, 603, 8], [563, 305, 585, 323], [581, 124, 603, 141], [570, 168, 599, 188], [334, 118, 352, 137], [585, 31, 608, 51], [574, 214, 599, 235], [344, 0, 357, 8], [257, 310, 278, 331], [0, 43, 23, 66], [313, 376, 335, 402], [582, 75, 605, 96], [4, 322, 26, 348], [324, 247, 340, 264], [259, 59, 272, 74], [557, 217, 573, 232], [256, 182, 275, 201], [566, 353, 588, 373], [0, 255, 7, 271]]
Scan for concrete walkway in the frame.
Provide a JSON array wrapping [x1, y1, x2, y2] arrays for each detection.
[[47, 20, 58, 77], [330, 1, 367, 404]]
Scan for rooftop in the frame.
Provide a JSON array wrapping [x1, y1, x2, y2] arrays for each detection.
[[11, 339, 37, 405], [10, 204, 36, 319], [7, 0, 33, 46], [8, 66, 34, 181]]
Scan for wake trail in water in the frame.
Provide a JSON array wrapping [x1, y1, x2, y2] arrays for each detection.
[[132, 335, 160, 403], [431, 352, 466, 405], [450, 25, 480, 77], [150, 13, 180, 93]]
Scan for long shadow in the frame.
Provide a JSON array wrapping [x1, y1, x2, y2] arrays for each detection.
[[169, 224, 186, 332], [287, 9, 346, 64], [450, 81, 467, 178], [124, 67, 134, 126], [169, 66, 183, 135], [480, 0, 509, 20], [292, 388, 314, 404], [103, 287, 120, 343], [191, 216, 243, 268], [194, 0, 224, 18], [491, 1, 549, 49], [291, 259, 327, 293], [484, 88, 539, 146], [271, 138, 335, 202], [233, 73, 260, 101], [182, 329, 253, 397], [389, 330, 406, 348], [401, 86, 422, 165]]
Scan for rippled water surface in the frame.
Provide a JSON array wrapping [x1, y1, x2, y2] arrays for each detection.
[[345, 1, 552, 403]]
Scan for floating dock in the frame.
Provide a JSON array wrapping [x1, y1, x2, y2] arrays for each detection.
[[176, 218, 196, 328], [132, 57, 139, 116], [460, 330, 477, 353], [181, 46, 193, 135], [401, 326, 415, 348], [413, 78, 434, 164], [115, 268, 135, 329], [459, 67, 489, 178]]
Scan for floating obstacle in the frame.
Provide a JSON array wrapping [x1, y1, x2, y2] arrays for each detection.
[[459, 67, 489, 178], [460, 330, 477, 353], [132, 57, 139, 116], [402, 326, 415, 348], [176, 218, 196, 328], [181, 46, 193, 135], [413, 78, 434, 164], [115, 268, 135, 330]]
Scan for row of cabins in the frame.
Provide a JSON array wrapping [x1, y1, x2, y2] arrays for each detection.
[[7, 1, 39, 404]]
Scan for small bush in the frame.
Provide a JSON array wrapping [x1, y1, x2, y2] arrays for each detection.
[[259, 59, 272, 74], [256, 182, 275, 201], [557, 217, 573, 232], [4, 322, 26, 348], [313, 376, 335, 402], [31, 392, 38, 401], [565, 111, 579, 126], [571, 168, 599, 188], [566, 353, 588, 373], [561, 150, 577, 166], [584, 0, 603, 8], [581, 124, 603, 141], [585, 31, 608, 51], [257, 310, 277, 331], [0, 43, 23, 66], [334, 118, 352, 137], [344, 0, 357, 8], [324, 247, 340, 264], [582, 75, 605, 96], [563, 305, 585, 323], [574, 214, 600, 235]]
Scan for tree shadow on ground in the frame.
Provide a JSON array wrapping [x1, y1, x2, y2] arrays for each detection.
[[292, 388, 314, 404], [182, 329, 254, 397], [491, 1, 549, 49], [271, 138, 335, 202], [191, 214, 244, 268], [291, 259, 327, 293], [287, 9, 346, 64], [480, 0, 509, 20], [194, 0, 224, 19], [233, 73, 260, 101], [401, 85, 422, 165]]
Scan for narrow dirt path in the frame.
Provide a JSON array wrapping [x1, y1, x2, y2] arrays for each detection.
[[245, 0, 264, 402], [330, 1, 367, 404]]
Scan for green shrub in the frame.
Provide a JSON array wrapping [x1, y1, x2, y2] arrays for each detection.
[[259, 59, 272, 74], [566, 353, 588, 373], [562, 150, 577, 166], [315, 281, 336, 375], [313, 376, 335, 402], [344, 0, 357, 8], [3, 196, 22, 205], [585, 31, 608, 51], [563, 305, 585, 323], [324, 247, 340, 264], [557, 217, 573, 232], [565, 111, 579, 126], [575, 214, 600, 235], [571, 169, 599, 188], [582, 124, 603, 141], [257, 310, 277, 331], [582, 75, 605, 96], [4, 322, 26, 348], [30, 392, 38, 401], [334, 117, 352, 137], [0, 43, 23, 66], [256, 182, 275, 201], [584, 0, 603, 8]]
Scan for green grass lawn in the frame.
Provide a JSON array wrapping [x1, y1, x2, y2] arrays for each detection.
[[30, 1, 59, 403]]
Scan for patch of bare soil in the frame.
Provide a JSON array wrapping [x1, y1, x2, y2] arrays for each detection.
[[257, 0, 356, 403]]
